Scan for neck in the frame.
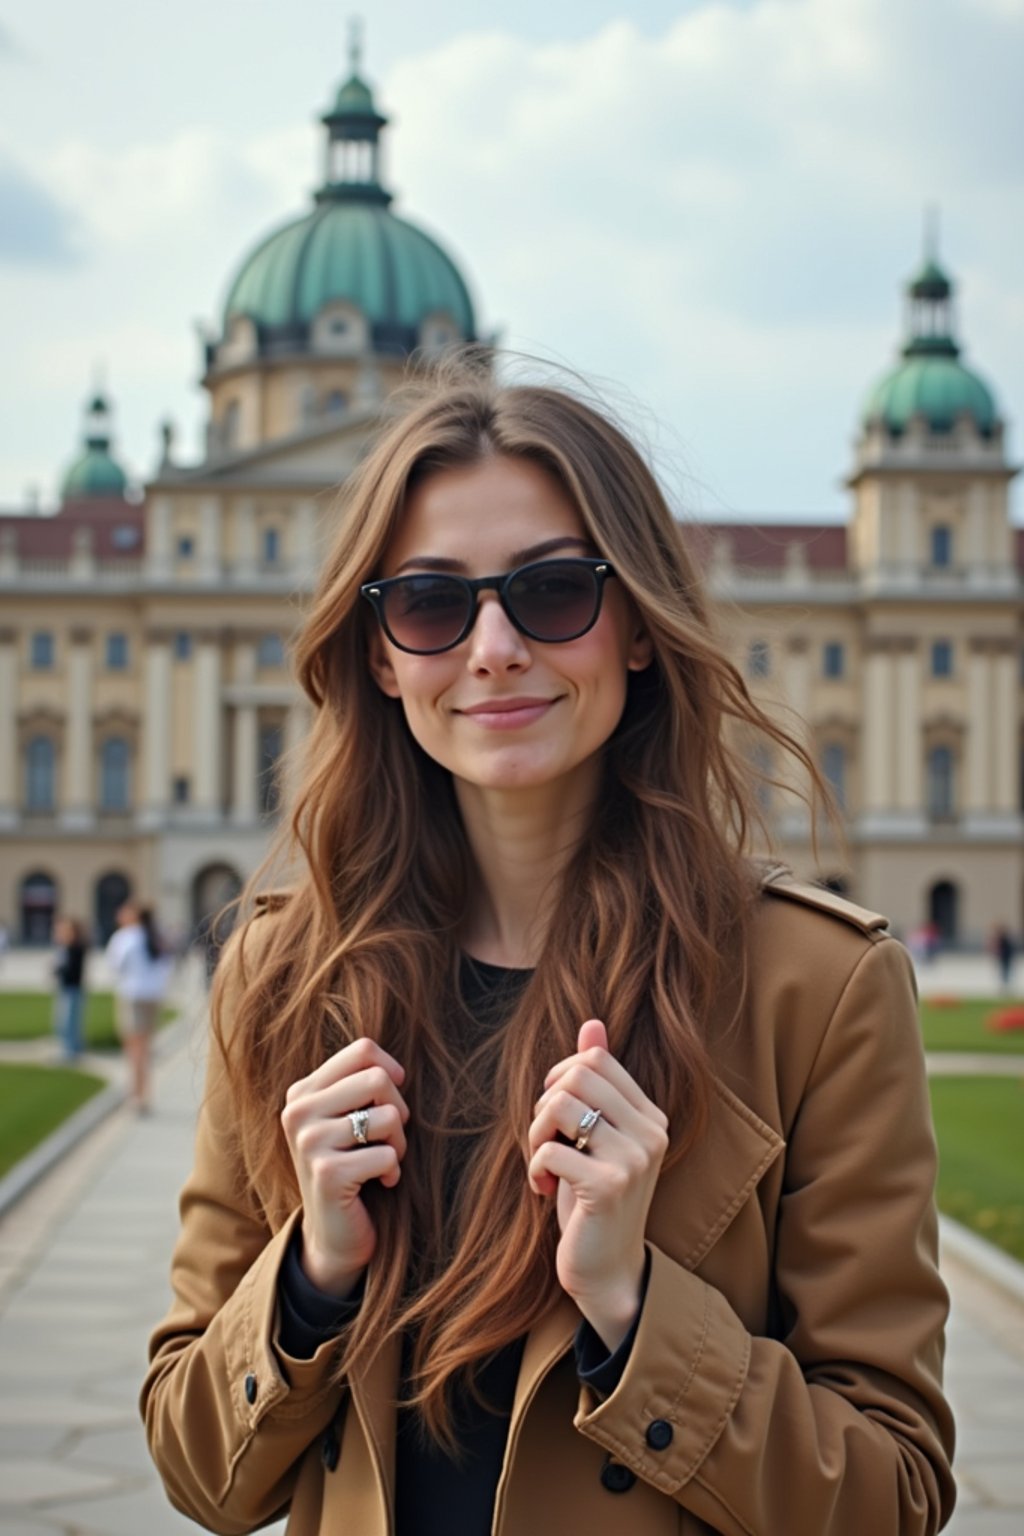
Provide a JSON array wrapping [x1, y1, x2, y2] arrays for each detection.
[[454, 763, 601, 968]]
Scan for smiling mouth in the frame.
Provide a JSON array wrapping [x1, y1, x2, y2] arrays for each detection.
[[457, 698, 559, 726]]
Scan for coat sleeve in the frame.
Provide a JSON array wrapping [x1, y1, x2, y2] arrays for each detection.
[[140, 926, 346, 1535], [573, 936, 957, 1535]]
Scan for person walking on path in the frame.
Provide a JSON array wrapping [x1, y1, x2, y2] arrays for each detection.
[[52, 916, 88, 1061], [142, 365, 955, 1535], [990, 925, 1016, 992], [106, 902, 171, 1114]]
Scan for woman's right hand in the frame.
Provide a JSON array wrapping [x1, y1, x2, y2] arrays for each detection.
[[280, 1038, 409, 1298]]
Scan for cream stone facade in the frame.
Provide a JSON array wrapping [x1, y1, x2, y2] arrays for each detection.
[[2, 62, 1022, 950]]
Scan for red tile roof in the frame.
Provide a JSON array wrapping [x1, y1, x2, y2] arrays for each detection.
[[682, 521, 848, 572], [0, 500, 144, 560]]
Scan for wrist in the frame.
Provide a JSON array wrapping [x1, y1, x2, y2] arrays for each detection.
[[298, 1227, 366, 1301], [574, 1258, 645, 1354]]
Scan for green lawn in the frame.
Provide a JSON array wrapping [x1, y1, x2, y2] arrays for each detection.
[[0, 1063, 107, 1179], [0, 992, 174, 1050], [930, 1076, 1024, 1262], [919, 997, 1024, 1055]]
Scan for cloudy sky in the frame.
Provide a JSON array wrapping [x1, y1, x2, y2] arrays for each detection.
[[2, 0, 1022, 521]]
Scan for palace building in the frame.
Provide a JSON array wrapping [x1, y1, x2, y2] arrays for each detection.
[[1, 55, 1021, 948]]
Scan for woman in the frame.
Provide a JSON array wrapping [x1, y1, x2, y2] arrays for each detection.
[[106, 902, 170, 1113], [53, 916, 88, 1060], [143, 368, 955, 1535]]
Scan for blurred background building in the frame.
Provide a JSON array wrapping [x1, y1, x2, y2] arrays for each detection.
[[0, 55, 1021, 949]]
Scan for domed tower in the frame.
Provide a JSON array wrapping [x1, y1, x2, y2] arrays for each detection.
[[848, 235, 1015, 585], [202, 36, 480, 457], [60, 390, 130, 504]]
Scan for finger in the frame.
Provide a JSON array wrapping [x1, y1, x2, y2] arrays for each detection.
[[312, 1142, 403, 1194], [333, 1102, 408, 1160], [537, 1056, 666, 1130], [289, 1037, 405, 1100], [529, 1138, 622, 1197], [577, 1018, 607, 1053], [533, 1064, 636, 1128], [297, 1064, 411, 1125]]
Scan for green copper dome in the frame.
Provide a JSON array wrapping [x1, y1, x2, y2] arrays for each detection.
[[862, 253, 998, 438], [60, 391, 129, 499], [219, 53, 477, 358], [223, 202, 476, 346]]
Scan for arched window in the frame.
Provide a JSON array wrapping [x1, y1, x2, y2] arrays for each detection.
[[256, 633, 285, 669], [26, 736, 56, 811], [100, 737, 131, 811], [927, 746, 955, 819], [822, 743, 847, 810]]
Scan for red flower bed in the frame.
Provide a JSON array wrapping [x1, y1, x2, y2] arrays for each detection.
[[987, 1008, 1024, 1033]]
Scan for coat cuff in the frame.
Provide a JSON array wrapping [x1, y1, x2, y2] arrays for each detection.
[[573, 1241, 750, 1494]]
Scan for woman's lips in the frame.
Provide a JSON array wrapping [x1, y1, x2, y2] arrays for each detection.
[[457, 698, 557, 729]]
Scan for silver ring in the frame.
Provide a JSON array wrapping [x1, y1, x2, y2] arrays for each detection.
[[348, 1108, 371, 1147], [574, 1106, 602, 1151]]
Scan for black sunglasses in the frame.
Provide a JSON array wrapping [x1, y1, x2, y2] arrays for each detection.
[[360, 557, 617, 655]]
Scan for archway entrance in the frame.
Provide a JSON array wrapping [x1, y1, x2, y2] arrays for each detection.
[[928, 880, 959, 946], [20, 871, 58, 945], [95, 872, 132, 945], [191, 863, 242, 981]]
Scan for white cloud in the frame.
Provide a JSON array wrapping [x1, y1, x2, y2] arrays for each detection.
[[2, 0, 1022, 515]]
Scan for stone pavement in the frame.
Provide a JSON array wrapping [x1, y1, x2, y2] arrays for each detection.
[[0, 961, 1022, 1533]]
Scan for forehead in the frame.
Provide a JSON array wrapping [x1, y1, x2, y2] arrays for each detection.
[[383, 455, 588, 574]]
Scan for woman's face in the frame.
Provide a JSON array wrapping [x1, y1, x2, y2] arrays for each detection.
[[367, 454, 652, 801]]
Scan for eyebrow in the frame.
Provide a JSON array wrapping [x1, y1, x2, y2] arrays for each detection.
[[392, 536, 594, 576]]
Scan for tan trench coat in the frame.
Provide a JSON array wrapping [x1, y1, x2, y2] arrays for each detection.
[[142, 870, 956, 1535]]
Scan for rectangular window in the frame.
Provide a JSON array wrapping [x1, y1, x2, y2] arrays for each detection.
[[747, 640, 771, 679], [173, 775, 190, 804], [263, 527, 280, 565], [177, 535, 195, 559], [823, 642, 845, 679], [106, 633, 129, 670], [931, 640, 953, 678], [931, 525, 952, 568], [174, 631, 192, 661], [30, 632, 55, 669]]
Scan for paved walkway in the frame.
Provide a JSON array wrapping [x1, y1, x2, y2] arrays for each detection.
[[0, 963, 1022, 1532]]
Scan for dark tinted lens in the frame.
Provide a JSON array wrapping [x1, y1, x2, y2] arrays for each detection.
[[382, 575, 470, 651], [508, 561, 599, 640]]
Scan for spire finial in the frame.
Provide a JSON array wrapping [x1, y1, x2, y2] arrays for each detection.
[[348, 15, 363, 76]]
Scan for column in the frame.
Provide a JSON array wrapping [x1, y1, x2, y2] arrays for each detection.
[[197, 496, 222, 583], [140, 633, 172, 826], [147, 495, 173, 580], [965, 483, 987, 569], [193, 632, 223, 820], [896, 482, 917, 571], [62, 628, 94, 827], [231, 705, 259, 824], [991, 643, 1018, 814], [863, 642, 894, 811], [965, 642, 990, 815], [0, 628, 17, 826], [894, 640, 921, 811]]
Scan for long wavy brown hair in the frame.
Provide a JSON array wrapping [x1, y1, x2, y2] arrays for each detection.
[[214, 359, 828, 1447]]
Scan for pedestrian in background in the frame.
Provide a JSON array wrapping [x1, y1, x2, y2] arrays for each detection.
[[52, 916, 88, 1061], [990, 924, 1016, 991], [105, 902, 171, 1114]]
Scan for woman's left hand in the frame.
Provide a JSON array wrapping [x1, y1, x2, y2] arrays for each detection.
[[528, 1019, 669, 1352]]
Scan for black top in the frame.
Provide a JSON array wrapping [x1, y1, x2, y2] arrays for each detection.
[[54, 942, 86, 989], [277, 954, 646, 1533]]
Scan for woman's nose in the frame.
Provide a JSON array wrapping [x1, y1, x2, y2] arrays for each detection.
[[467, 592, 531, 671]]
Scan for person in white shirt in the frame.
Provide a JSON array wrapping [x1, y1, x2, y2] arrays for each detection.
[[105, 902, 172, 1113]]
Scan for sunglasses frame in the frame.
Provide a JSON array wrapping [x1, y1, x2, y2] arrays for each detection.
[[360, 557, 617, 655]]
